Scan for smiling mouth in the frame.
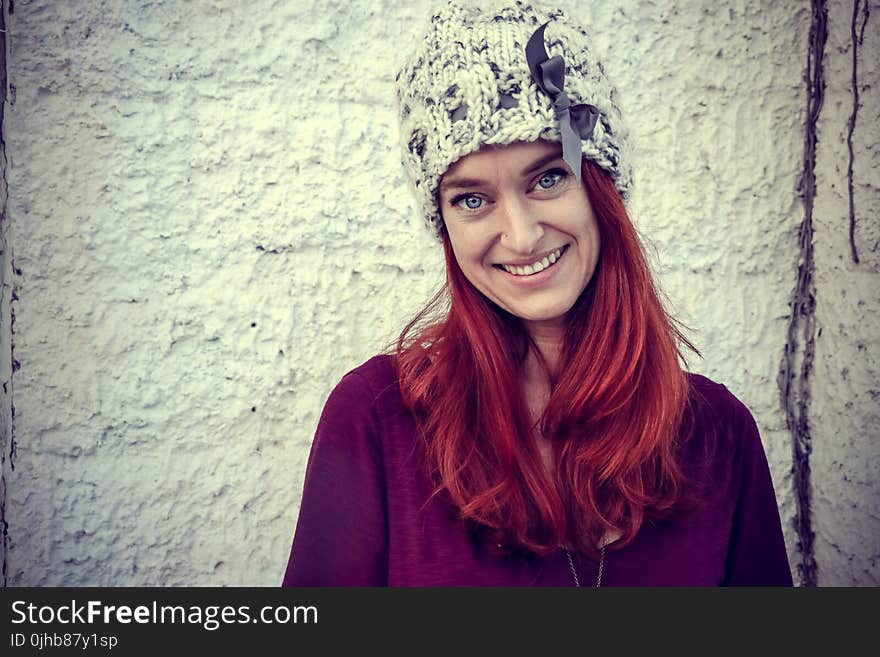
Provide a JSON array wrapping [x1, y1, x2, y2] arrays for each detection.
[[495, 245, 569, 277]]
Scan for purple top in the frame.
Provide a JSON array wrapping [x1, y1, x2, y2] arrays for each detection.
[[282, 355, 793, 586]]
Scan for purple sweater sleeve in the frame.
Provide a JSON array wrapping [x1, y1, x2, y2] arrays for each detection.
[[282, 371, 389, 586], [722, 391, 793, 586]]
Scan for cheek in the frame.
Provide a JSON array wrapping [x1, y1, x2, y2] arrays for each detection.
[[589, 222, 601, 256], [446, 230, 468, 267], [577, 207, 601, 250], [446, 235, 479, 288], [447, 237, 496, 297], [448, 227, 490, 267]]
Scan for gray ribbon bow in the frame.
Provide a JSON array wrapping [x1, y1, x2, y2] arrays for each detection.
[[525, 22, 599, 182]]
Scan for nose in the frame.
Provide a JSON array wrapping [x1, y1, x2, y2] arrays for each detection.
[[498, 195, 543, 254]]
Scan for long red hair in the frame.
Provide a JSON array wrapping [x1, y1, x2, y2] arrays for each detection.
[[395, 159, 697, 557]]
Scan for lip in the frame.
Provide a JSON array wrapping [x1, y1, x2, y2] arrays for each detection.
[[498, 245, 567, 268], [494, 244, 569, 285]]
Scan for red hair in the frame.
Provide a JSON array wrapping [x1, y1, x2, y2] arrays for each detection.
[[395, 159, 697, 557]]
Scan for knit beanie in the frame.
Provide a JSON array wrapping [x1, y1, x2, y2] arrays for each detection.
[[395, 1, 632, 237]]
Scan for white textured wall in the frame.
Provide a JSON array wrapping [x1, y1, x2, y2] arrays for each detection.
[[811, 0, 879, 585], [1, 0, 877, 586]]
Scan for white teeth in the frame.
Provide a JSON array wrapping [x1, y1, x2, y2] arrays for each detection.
[[501, 247, 564, 276]]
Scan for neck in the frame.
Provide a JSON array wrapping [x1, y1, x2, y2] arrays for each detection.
[[519, 320, 565, 472], [521, 319, 565, 383]]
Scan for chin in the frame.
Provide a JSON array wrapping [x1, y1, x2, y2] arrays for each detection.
[[503, 302, 576, 325]]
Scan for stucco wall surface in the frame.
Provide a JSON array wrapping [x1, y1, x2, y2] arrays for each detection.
[[1, 0, 877, 586], [810, 0, 879, 585]]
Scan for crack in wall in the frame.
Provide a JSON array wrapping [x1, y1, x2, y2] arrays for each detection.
[[847, 0, 870, 265], [0, 0, 10, 588], [778, 0, 828, 588]]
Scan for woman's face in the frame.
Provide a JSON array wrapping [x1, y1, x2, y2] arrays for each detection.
[[439, 140, 601, 330]]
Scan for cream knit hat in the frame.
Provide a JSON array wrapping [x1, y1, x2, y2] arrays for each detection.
[[396, 1, 632, 236]]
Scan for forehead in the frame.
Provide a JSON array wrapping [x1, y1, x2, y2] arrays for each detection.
[[442, 139, 563, 180]]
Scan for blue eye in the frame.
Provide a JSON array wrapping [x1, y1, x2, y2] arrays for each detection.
[[454, 194, 485, 211], [535, 170, 565, 190]]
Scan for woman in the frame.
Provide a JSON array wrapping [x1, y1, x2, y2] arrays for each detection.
[[282, 2, 792, 586]]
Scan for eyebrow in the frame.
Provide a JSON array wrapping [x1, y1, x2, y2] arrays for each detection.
[[439, 148, 565, 192]]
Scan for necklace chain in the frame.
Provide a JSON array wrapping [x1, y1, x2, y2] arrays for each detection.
[[564, 545, 605, 587]]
